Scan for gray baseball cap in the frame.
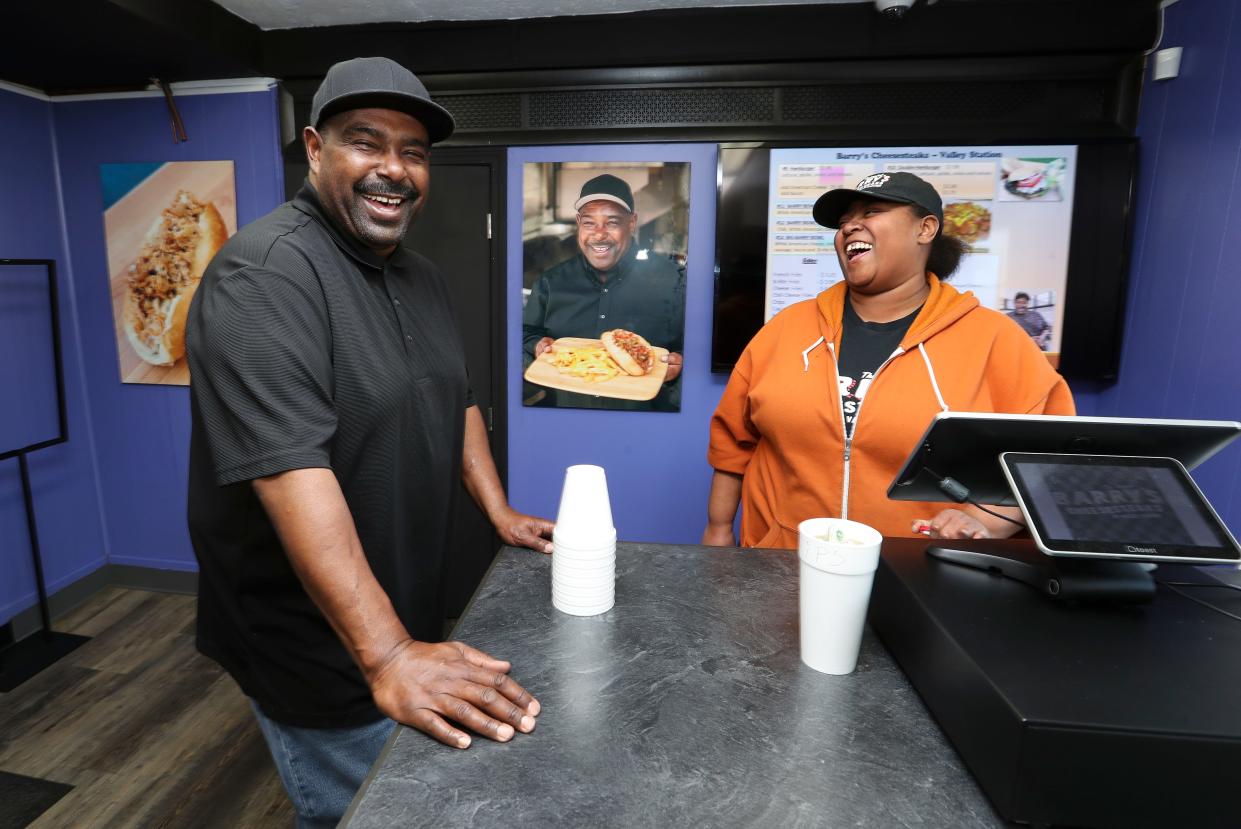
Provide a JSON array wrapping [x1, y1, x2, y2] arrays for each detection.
[[310, 57, 455, 143]]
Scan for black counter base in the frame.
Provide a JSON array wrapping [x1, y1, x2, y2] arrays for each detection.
[[871, 537, 1241, 829]]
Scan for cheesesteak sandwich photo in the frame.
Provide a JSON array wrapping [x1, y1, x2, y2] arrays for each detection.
[[123, 190, 227, 366]]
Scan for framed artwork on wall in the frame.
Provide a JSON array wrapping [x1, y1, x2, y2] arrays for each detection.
[[101, 160, 237, 386], [520, 160, 689, 412]]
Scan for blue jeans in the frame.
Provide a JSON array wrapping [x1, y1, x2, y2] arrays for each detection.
[[250, 701, 396, 829]]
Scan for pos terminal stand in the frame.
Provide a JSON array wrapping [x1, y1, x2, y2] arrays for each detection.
[[923, 545, 1159, 602], [888, 413, 1241, 603]]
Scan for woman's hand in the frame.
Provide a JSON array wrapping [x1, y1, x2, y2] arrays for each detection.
[[914, 509, 991, 540]]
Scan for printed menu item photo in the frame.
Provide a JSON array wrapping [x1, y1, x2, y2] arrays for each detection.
[[999, 157, 1067, 202], [941, 200, 992, 246]]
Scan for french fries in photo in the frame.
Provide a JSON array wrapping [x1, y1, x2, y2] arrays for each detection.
[[543, 344, 622, 382]]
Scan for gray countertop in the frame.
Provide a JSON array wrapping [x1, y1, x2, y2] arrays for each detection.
[[344, 542, 1006, 828]]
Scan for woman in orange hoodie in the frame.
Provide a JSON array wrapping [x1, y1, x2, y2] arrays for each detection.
[[704, 172, 1074, 549]]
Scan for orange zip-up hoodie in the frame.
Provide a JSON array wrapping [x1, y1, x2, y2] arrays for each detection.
[[708, 276, 1075, 548]]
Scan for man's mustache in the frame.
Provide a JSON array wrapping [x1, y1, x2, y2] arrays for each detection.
[[355, 179, 420, 201]]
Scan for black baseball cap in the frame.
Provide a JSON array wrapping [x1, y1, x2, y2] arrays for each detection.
[[310, 57, 455, 144], [574, 174, 635, 212], [812, 171, 943, 234]]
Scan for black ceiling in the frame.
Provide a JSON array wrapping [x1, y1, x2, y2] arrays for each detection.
[[4, 0, 1161, 95], [3, 0, 260, 94]]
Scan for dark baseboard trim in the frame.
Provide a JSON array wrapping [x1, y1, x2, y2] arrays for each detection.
[[7, 565, 198, 641], [106, 564, 198, 594]]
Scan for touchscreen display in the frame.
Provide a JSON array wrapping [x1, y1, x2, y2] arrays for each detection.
[[1004, 454, 1240, 561]]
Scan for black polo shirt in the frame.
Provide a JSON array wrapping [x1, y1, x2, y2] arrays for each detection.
[[186, 182, 472, 728]]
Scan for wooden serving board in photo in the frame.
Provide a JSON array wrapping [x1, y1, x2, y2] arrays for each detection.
[[105, 161, 237, 386], [524, 337, 669, 401]]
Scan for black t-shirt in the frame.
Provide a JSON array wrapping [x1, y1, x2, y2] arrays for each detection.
[[186, 182, 473, 728], [837, 297, 920, 436]]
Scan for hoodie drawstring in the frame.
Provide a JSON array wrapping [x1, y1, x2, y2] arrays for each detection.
[[918, 342, 949, 412], [801, 336, 825, 371]]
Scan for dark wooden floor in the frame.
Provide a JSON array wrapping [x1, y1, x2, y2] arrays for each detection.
[[0, 588, 294, 828]]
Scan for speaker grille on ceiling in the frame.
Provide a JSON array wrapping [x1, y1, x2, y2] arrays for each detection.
[[526, 87, 776, 128], [435, 93, 522, 131], [431, 78, 1112, 134], [782, 81, 1108, 123]]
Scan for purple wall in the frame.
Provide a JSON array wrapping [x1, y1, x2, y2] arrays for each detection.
[[506, 144, 727, 544], [0, 87, 108, 624], [50, 88, 285, 570], [3, 85, 285, 624], [1072, 0, 1241, 533]]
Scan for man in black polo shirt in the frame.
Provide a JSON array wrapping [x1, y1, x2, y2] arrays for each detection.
[[186, 57, 551, 826]]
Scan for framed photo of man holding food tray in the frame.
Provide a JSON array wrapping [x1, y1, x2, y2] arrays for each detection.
[[521, 161, 689, 412]]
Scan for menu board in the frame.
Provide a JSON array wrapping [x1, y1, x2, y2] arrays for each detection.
[[765, 145, 1077, 357]]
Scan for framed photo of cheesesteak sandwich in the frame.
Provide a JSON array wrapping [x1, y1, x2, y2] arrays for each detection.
[[521, 161, 689, 413], [101, 161, 237, 386]]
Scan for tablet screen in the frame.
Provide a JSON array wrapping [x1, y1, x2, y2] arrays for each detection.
[[1001, 453, 1241, 563]]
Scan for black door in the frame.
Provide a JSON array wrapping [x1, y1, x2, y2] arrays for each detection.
[[402, 150, 508, 622]]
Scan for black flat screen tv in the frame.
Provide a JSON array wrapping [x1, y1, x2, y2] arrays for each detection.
[[711, 140, 1138, 381]]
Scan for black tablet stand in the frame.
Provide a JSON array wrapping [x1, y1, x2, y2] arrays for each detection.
[[925, 546, 1156, 603], [922, 463, 1159, 603]]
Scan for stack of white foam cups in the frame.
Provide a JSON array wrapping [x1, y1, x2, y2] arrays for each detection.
[[551, 464, 616, 616]]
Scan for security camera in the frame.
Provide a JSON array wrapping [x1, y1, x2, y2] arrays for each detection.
[[875, 0, 915, 21]]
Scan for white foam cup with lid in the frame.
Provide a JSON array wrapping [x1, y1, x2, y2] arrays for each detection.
[[797, 517, 882, 675]]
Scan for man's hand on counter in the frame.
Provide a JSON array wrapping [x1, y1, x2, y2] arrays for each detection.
[[370, 639, 541, 749], [493, 506, 555, 554]]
